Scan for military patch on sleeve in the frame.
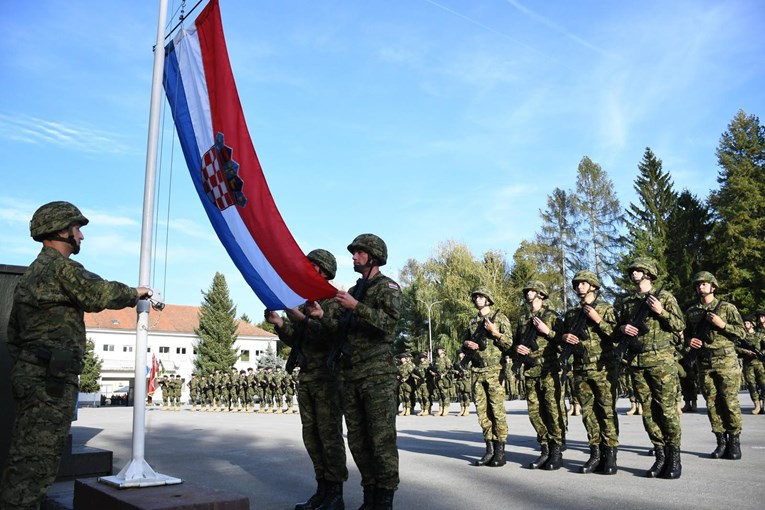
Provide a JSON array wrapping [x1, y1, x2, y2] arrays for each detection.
[[388, 282, 400, 290]]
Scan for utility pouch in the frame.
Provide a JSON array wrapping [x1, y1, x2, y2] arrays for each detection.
[[43, 348, 78, 398]]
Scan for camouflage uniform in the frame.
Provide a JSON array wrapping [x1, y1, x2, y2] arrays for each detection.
[[614, 258, 685, 478], [452, 356, 471, 415], [413, 355, 431, 415], [430, 349, 452, 415], [2, 201, 142, 510], [684, 272, 746, 459], [255, 367, 267, 412], [740, 320, 765, 414], [396, 354, 415, 415]]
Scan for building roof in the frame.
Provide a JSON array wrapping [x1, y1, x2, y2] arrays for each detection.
[[84, 304, 276, 338]]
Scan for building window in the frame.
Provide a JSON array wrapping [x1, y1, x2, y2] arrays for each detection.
[[176, 347, 186, 354], [159, 346, 169, 353], [241, 350, 250, 362], [103, 344, 114, 352], [255, 350, 262, 357], [123, 345, 133, 353]]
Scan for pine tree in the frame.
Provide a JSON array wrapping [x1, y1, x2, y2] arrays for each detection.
[[80, 339, 102, 393], [193, 272, 240, 374], [256, 343, 284, 369], [572, 156, 624, 298], [666, 190, 711, 309], [535, 187, 579, 308], [707, 109, 765, 310]]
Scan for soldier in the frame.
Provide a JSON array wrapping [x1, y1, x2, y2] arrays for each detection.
[[255, 367, 268, 413], [1, 201, 151, 509], [264, 367, 275, 413], [246, 367, 256, 413], [273, 366, 285, 414], [396, 353, 415, 416], [684, 271, 746, 459], [266, 248, 347, 509], [614, 257, 685, 479], [211, 369, 223, 411], [188, 374, 199, 411], [413, 353, 431, 415], [199, 374, 211, 411], [159, 375, 171, 410], [429, 346, 452, 416], [463, 286, 513, 467], [283, 368, 295, 414], [453, 352, 471, 416], [559, 270, 619, 474], [741, 317, 765, 414], [513, 281, 565, 470], [307, 233, 401, 509]]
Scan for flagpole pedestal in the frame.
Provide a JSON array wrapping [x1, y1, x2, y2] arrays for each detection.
[[74, 477, 248, 510], [98, 459, 182, 488]]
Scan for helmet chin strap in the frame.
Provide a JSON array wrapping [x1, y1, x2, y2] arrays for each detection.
[[48, 227, 80, 254]]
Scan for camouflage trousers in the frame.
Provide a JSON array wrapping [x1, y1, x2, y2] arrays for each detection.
[[631, 362, 682, 446], [298, 377, 348, 483], [415, 384, 430, 409], [573, 364, 619, 447], [701, 355, 743, 434], [472, 366, 507, 442], [344, 374, 399, 490], [1, 361, 78, 510], [524, 371, 565, 445], [743, 360, 765, 402], [397, 383, 413, 407], [679, 358, 701, 403]]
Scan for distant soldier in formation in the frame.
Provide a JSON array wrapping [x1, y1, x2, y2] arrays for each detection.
[[684, 271, 746, 460], [452, 352, 471, 416], [188, 373, 200, 411], [741, 316, 765, 414], [430, 346, 452, 416], [464, 286, 513, 467], [159, 375, 170, 410], [397, 353, 415, 416], [273, 367, 285, 414], [559, 270, 619, 474], [246, 367, 256, 412], [256, 367, 267, 413], [414, 353, 431, 415], [283, 368, 295, 414], [513, 281, 565, 471], [264, 367, 275, 413], [614, 258, 684, 479]]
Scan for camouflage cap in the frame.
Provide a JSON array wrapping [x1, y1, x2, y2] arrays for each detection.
[[306, 248, 337, 280], [522, 280, 548, 299], [435, 345, 445, 352], [572, 270, 601, 290], [692, 271, 719, 289], [470, 286, 495, 305], [397, 352, 412, 359], [627, 257, 659, 279], [347, 233, 388, 266], [30, 201, 89, 241]]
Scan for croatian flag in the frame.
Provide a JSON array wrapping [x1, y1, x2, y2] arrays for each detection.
[[162, 0, 336, 310]]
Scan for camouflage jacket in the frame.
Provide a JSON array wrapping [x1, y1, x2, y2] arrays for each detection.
[[684, 297, 745, 364], [513, 305, 560, 377], [464, 309, 513, 371], [7, 246, 138, 364], [613, 287, 685, 368], [561, 298, 617, 370]]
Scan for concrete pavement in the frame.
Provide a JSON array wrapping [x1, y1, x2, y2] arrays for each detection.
[[49, 395, 765, 509]]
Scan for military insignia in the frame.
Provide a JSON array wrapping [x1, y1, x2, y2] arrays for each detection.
[[201, 132, 247, 210], [388, 282, 400, 290]]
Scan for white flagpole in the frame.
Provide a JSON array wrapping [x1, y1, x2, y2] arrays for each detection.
[[100, 0, 181, 488]]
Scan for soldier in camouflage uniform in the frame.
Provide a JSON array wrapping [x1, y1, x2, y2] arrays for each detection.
[[245, 367, 256, 412], [1, 201, 151, 510], [283, 368, 296, 414], [684, 271, 746, 460], [453, 352, 471, 416], [614, 258, 685, 479], [266, 248, 347, 510], [463, 286, 513, 467], [559, 270, 619, 474], [173, 374, 184, 410], [396, 353, 415, 416], [413, 353, 431, 415], [429, 346, 452, 416], [159, 375, 170, 410], [741, 317, 765, 415], [513, 281, 566, 470], [255, 367, 267, 413], [200, 374, 211, 411], [188, 374, 200, 410], [307, 234, 401, 509], [211, 369, 223, 411], [273, 366, 285, 414]]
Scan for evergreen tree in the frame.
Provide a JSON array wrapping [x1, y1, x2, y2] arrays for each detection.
[[239, 313, 251, 323], [707, 109, 765, 311], [256, 343, 284, 369], [621, 148, 677, 289], [535, 187, 579, 308], [80, 339, 102, 393], [572, 156, 624, 298], [666, 190, 711, 309], [193, 272, 240, 374]]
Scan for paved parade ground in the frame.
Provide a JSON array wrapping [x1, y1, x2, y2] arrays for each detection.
[[50, 395, 765, 510]]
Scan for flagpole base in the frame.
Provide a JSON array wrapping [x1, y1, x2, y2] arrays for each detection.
[[98, 459, 182, 488]]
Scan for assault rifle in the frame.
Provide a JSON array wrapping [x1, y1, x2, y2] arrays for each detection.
[[558, 301, 594, 374], [613, 284, 664, 362], [737, 339, 765, 363], [460, 311, 499, 369], [681, 300, 723, 365], [327, 277, 373, 371], [512, 315, 540, 375]]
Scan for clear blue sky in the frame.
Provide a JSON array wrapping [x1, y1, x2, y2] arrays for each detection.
[[1, 0, 763, 316]]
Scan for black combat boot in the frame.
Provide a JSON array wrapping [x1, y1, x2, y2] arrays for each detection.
[[316, 482, 343, 510], [711, 432, 727, 459], [358, 486, 375, 510], [296, 479, 326, 510], [544, 443, 562, 470], [529, 444, 549, 469], [489, 441, 506, 467], [580, 444, 601, 474], [473, 440, 495, 466], [661, 445, 682, 479], [725, 432, 742, 460], [374, 488, 394, 510], [645, 445, 665, 478], [601, 446, 618, 475]]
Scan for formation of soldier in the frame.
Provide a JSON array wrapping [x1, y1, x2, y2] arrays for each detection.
[[161, 365, 301, 413]]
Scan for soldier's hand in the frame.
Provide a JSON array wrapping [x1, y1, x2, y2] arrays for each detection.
[[464, 340, 479, 351], [708, 312, 725, 329], [583, 305, 602, 324], [622, 324, 640, 337], [136, 287, 153, 299], [484, 317, 499, 337], [335, 291, 358, 310], [285, 308, 306, 322], [647, 294, 664, 315], [516, 345, 531, 356], [742, 349, 755, 357], [305, 301, 324, 319], [562, 333, 580, 345], [264, 310, 283, 328], [689, 338, 703, 349]]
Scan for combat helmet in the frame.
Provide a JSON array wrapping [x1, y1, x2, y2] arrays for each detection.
[[30, 201, 89, 241], [347, 233, 387, 266], [627, 257, 659, 280], [522, 280, 549, 299], [470, 286, 495, 305], [572, 270, 601, 290], [306, 249, 337, 280], [692, 271, 719, 290]]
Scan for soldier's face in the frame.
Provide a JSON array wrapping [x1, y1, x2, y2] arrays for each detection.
[[630, 270, 645, 283], [696, 281, 714, 296], [575, 281, 591, 297], [524, 289, 538, 302], [352, 250, 371, 273], [472, 295, 487, 308]]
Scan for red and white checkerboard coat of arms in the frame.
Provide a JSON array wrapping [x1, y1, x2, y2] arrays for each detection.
[[201, 132, 246, 210]]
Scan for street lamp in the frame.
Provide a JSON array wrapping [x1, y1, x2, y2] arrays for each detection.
[[418, 299, 442, 362]]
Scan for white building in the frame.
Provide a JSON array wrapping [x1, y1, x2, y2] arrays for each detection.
[[84, 304, 278, 401]]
